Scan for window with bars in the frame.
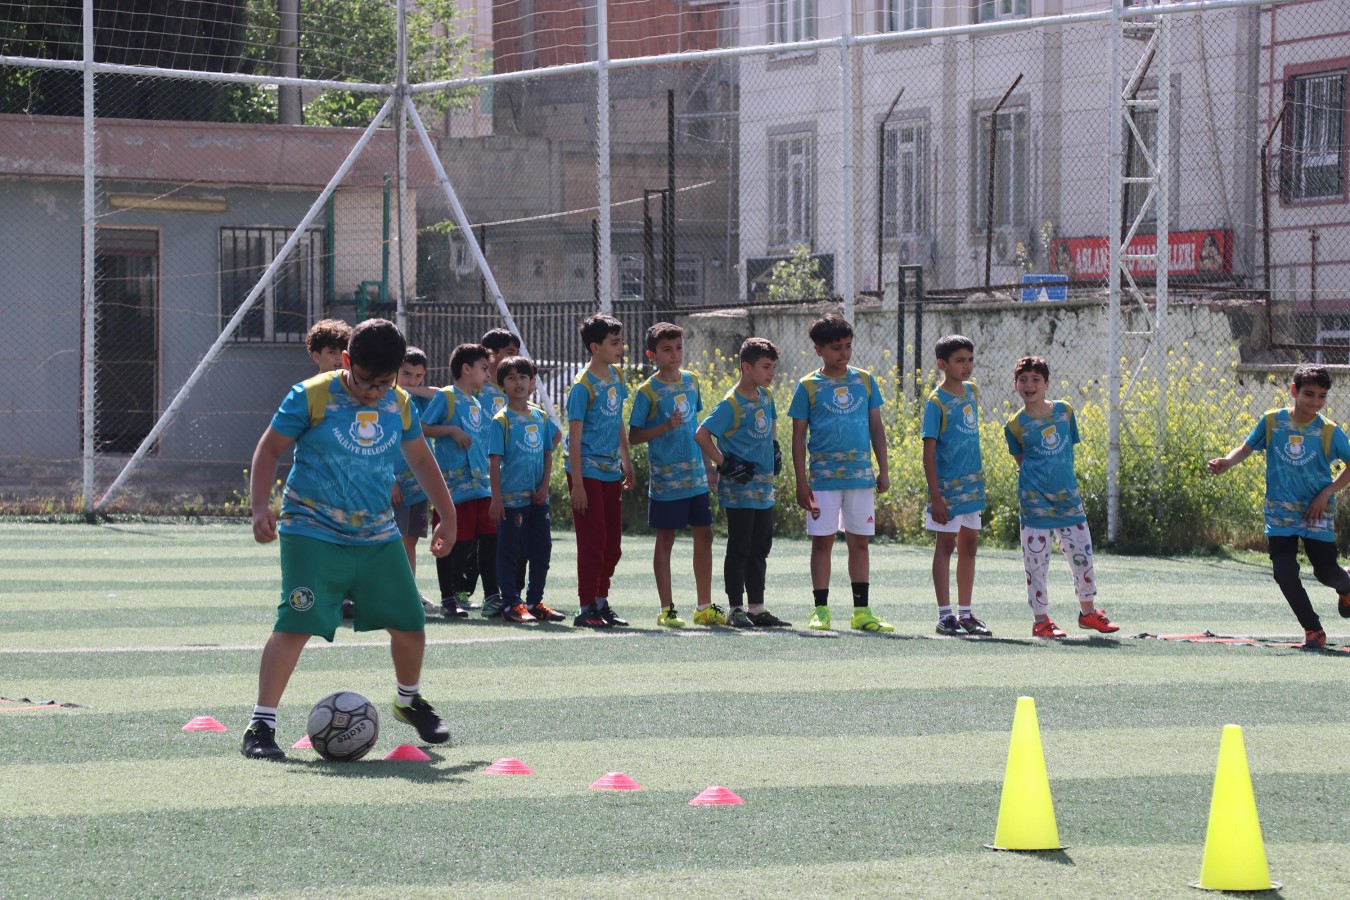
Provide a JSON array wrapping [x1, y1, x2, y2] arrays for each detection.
[[972, 107, 1028, 230], [769, 131, 815, 250], [883, 119, 929, 238], [771, 0, 816, 44], [1284, 71, 1345, 202], [884, 0, 931, 32], [219, 227, 324, 343]]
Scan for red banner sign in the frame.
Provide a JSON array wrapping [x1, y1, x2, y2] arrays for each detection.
[[1049, 229, 1231, 280]]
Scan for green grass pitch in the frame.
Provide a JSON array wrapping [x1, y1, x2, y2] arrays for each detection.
[[1, 522, 1347, 897]]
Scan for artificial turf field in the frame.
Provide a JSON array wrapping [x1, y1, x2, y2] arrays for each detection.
[[1, 522, 1347, 898]]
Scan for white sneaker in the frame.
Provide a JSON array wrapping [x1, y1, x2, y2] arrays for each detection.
[[420, 595, 437, 615]]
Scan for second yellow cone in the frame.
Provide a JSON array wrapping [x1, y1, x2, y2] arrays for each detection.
[[1192, 724, 1279, 891], [988, 695, 1065, 851]]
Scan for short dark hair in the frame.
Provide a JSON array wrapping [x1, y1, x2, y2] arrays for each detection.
[[935, 334, 975, 361], [1293, 363, 1333, 391], [403, 346, 428, 369], [580, 314, 623, 353], [739, 337, 779, 366], [1014, 355, 1050, 380], [645, 321, 684, 352], [808, 313, 853, 346], [306, 318, 351, 355], [495, 355, 538, 385], [348, 319, 406, 375], [481, 328, 521, 353], [450, 343, 490, 380]]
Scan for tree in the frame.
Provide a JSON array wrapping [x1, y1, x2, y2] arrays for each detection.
[[768, 243, 828, 303]]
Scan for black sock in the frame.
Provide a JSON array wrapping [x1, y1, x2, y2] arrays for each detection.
[[852, 582, 869, 608], [727, 595, 744, 609], [813, 588, 829, 607]]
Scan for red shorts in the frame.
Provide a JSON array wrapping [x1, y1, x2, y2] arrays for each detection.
[[439, 496, 496, 541]]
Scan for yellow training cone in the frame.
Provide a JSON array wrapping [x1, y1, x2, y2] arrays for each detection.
[[985, 696, 1066, 851], [1190, 724, 1281, 891]]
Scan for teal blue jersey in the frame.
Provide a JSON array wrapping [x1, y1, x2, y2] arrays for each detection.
[[921, 382, 986, 516], [392, 393, 431, 508], [1004, 401, 1085, 528], [628, 370, 707, 501], [426, 385, 491, 503], [701, 386, 777, 510], [489, 405, 559, 508], [565, 365, 628, 482], [479, 383, 509, 419], [1245, 408, 1350, 539], [787, 366, 883, 490], [269, 371, 421, 545]]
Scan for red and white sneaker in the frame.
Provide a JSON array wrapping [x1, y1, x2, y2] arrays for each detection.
[[1032, 619, 1067, 639], [1078, 609, 1120, 633]]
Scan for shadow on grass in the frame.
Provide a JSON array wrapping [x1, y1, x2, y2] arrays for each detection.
[[283, 755, 486, 783], [1053, 636, 1127, 650], [983, 847, 1076, 866]]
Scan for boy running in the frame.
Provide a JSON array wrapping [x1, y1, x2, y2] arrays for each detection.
[[1004, 356, 1119, 638], [922, 335, 992, 637], [695, 337, 792, 628], [1208, 363, 1350, 649], [628, 323, 716, 627], [789, 313, 893, 633], [242, 318, 455, 759], [489, 356, 565, 623], [566, 314, 635, 629]]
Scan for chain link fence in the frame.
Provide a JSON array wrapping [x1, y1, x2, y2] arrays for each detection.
[[1, 1, 1346, 548]]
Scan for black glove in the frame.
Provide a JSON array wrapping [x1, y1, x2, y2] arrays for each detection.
[[718, 454, 756, 485], [773, 440, 783, 476]]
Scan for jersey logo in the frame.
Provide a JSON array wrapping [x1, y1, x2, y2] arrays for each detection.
[[1286, 434, 1304, 458], [832, 386, 856, 410], [962, 405, 977, 428], [351, 410, 384, 447], [673, 393, 691, 418], [754, 408, 770, 435], [492, 396, 506, 415], [605, 386, 619, 413], [1041, 425, 1060, 450], [523, 423, 542, 449], [469, 405, 482, 428]]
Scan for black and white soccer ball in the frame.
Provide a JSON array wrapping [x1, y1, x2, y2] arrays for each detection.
[[307, 691, 379, 762]]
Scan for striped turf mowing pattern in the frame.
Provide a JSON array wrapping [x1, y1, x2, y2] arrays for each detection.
[[1, 523, 1347, 897]]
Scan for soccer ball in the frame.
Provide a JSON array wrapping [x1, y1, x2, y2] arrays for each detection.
[[307, 691, 379, 762]]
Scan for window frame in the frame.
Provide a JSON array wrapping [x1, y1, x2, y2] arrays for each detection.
[[882, 0, 931, 32], [882, 116, 930, 239], [971, 105, 1029, 232], [1281, 64, 1347, 205], [767, 127, 817, 252], [771, 0, 817, 44], [219, 226, 325, 344], [976, 0, 1028, 24]]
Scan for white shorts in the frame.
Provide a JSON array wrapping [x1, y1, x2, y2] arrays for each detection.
[[806, 488, 876, 537], [924, 510, 983, 534]]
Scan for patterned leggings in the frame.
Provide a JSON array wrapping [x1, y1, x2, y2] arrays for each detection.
[[1021, 522, 1097, 617]]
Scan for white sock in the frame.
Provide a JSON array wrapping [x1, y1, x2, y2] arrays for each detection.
[[697, 602, 711, 611], [396, 681, 419, 706], [958, 604, 972, 618], [250, 705, 277, 728], [937, 604, 952, 620], [596, 595, 609, 609], [748, 603, 765, 613]]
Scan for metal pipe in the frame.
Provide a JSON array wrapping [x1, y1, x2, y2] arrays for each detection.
[[394, 0, 408, 332], [98, 97, 399, 510], [81, 0, 95, 518], [1107, 0, 1123, 541], [666, 89, 676, 311], [596, 0, 612, 313], [278, 0, 301, 124], [841, 0, 856, 319]]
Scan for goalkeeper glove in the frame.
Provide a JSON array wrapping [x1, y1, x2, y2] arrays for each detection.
[[718, 454, 756, 485]]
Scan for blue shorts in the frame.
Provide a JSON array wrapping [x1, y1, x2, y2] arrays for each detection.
[[648, 492, 713, 530]]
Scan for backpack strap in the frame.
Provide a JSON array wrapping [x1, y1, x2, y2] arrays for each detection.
[[1006, 411, 1026, 447], [721, 387, 748, 438], [926, 388, 947, 436], [392, 386, 414, 431], [636, 376, 661, 425], [1323, 417, 1336, 458], [493, 406, 511, 444], [301, 371, 340, 428]]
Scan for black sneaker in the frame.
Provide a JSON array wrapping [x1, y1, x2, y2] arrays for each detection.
[[392, 694, 451, 744], [528, 602, 568, 622], [747, 609, 792, 627], [959, 614, 993, 637], [727, 608, 755, 628], [441, 596, 470, 619], [599, 606, 629, 627], [574, 608, 613, 629], [341, 598, 356, 619], [936, 615, 968, 637], [241, 722, 286, 760]]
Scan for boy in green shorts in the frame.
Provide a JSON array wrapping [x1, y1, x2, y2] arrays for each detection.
[[628, 322, 717, 627], [789, 313, 893, 632], [242, 318, 457, 759]]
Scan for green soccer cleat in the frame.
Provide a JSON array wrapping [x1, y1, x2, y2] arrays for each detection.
[[692, 604, 728, 626], [850, 607, 894, 633], [656, 607, 686, 628], [807, 607, 832, 631]]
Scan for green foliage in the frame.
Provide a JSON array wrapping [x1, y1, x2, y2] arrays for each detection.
[[767, 244, 828, 303]]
